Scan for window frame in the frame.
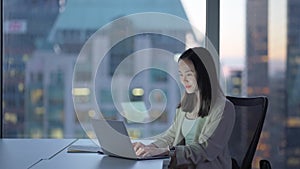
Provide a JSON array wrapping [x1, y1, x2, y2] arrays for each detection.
[[1, 0, 3, 138]]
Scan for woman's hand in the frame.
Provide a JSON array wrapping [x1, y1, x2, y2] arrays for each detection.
[[133, 142, 147, 152], [136, 147, 169, 157], [133, 142, 169, 157]]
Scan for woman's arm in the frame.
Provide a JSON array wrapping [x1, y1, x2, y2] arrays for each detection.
[[133, 109, 182, 157], [152, 109, 182, 148], [174, 100, 236, 166]]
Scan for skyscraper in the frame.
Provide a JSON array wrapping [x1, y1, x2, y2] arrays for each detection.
[[226, 68, 243, 97], [24, 0, 194, 138], [246, 0, 269, 97], [3, 0, 59, 137], [269, 71, 286, 169], [285, 0, 300, 168], [246, 0, 270, 168]]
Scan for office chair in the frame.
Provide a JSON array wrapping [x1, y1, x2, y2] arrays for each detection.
[[226, 96, 272, 169]]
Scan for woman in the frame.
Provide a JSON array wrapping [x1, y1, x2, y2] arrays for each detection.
[[133, 47, 235, 169]]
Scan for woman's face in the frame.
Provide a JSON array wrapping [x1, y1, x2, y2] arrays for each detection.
[[178, 59, 198, 94]]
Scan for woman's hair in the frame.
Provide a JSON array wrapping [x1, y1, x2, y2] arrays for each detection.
[[177, 48, 212, 117]]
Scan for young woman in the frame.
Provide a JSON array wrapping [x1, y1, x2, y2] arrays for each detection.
[[133, 47, 235, 169]]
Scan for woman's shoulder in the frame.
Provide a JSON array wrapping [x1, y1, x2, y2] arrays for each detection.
[[207, 97, 235, 118], [222, 98, 236, 118], [225, 97, 234, 105], [225, 98, 235, 111]]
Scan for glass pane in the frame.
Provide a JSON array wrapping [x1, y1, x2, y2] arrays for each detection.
[[2, 0, 206, 139], [221, 0, 300, 168]]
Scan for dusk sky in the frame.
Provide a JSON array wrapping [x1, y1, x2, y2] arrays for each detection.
[[181, 0, 286, 72]]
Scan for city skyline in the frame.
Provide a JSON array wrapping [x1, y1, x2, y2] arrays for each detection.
[[182, 0, 286, 72], [3, 1, 299, 168]]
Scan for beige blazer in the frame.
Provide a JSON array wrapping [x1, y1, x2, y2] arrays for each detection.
[[152, 99, 235, 169]]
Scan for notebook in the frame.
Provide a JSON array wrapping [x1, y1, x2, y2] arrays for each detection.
[[91, 119, 169, 160], [67, 144, 103, 154]]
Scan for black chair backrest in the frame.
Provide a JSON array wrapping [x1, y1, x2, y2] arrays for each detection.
[[227, 96, 268, 169]]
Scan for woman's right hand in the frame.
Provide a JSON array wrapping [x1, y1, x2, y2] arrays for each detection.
[[132, 142, 147, 152], [133, 142, 164, 157]]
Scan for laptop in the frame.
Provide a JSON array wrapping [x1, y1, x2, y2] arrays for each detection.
[[91, 119, 169, 160]]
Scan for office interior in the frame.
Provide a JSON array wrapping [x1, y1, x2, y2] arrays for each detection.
[[1, 0, 299, 169]]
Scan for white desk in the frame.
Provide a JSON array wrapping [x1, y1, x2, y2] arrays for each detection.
[[31, 139, 165, 169], [0, 139, 165, 169], [0, 139, 76, 169]]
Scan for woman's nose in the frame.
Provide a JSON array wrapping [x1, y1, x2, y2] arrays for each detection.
[[183, 76, 188, 82]]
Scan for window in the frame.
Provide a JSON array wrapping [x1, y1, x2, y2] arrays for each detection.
[[3, 1, 298, 168], [220, 0, 300, 168], [2, 0, 207, 139]]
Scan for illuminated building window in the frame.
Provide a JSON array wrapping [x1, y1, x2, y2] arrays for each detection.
[[247, 87, 254, 95], [50, 128, 63, 138], [35, 107, 45, 115], [18, 83, 24, 92], [287, 157, 300, 166], [286, 117, 300, 127], [30, 89, 43, 104], [30, 129, 43, 138], [232, 77, 241, 85], [4, 112, 18, 124]]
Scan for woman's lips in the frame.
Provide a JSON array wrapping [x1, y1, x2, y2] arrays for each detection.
[[185, 85, 191, 89]]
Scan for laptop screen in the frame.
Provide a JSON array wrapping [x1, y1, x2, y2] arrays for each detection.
[[121, 101, 149, 123]]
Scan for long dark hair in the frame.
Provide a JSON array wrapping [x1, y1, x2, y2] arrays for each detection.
[[177, 47, 212, 117]]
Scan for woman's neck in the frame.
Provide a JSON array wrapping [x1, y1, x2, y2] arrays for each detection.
[[186, 91, 201, 119]]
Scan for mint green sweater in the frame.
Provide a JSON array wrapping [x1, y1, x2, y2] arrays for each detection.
[[152, 99, 235, 169]]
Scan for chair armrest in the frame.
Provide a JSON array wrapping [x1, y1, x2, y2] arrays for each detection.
[[259, 159, 272, 169]]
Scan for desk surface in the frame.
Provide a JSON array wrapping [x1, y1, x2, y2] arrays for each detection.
[[0, 139, 165, 169], [31, 139, 165, 169], [0, 139, 76, 169]]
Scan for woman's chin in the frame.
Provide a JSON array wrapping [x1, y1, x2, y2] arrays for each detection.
[[186, 90, 195, 94]]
